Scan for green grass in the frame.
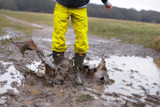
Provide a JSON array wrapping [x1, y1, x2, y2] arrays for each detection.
[[0, 15, 10, 35], [76, 94, 94, 102], [0, 10, 54, 26], [1, 9, 160, 48], [0, 15, 36, 36], [88, 18, 160, 48], [0, 39, 11, 44]]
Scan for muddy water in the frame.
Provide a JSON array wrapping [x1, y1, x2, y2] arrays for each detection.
[[84, 56, 160, 106], [0, 61, 24, 94], [1, 54, 160, 106], [105, 56, 160, 95]]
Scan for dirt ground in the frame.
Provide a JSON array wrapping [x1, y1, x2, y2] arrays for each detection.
[[0, 15, 160, 107]]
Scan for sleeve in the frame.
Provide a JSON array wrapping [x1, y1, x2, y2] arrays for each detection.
[[101, 0, 110, 6], [101, 0, 108, 4]]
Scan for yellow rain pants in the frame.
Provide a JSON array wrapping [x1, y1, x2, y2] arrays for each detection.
[[52, 3, 89, 54]]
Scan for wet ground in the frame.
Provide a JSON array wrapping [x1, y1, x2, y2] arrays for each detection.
[[0, 15, 160, 107]]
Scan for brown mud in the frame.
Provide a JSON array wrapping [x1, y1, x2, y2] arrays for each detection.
[[0, 16, 160, 107]]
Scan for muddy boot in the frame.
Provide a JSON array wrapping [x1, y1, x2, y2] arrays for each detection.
[[52, 51, 64, 65], [75, 68, 83, 85], [74, 53, 86, 85]]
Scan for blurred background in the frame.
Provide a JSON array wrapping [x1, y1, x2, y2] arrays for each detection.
[[0, 0, 160, 23]]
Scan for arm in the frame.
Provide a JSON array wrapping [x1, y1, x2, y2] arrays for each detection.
[[101, 0, 112, 10]]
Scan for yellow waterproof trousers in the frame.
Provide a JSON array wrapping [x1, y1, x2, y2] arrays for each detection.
[[52, 3, 89, 54]]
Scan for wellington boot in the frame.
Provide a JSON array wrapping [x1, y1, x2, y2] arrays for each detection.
[[75, 68, 83, 85], [52, 51, 64, 65], [74, 53, 86, 85]]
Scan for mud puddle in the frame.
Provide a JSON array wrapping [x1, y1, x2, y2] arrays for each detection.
[[1, 52, 160, 106], [0, 61, 24, 94], [85, 56, 160, 106], [105, 56, 160, 96], [1, 39, 160, 106]]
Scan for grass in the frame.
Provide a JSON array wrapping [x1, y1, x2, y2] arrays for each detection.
[[0, 10, 54, 26], [76, 94, 94, 102], [0, 9, 160, 48], [0, 39, 11, 44], [0, 12, 36, 45], [0, 15, 36, 36], [88, 17, 160, 48]]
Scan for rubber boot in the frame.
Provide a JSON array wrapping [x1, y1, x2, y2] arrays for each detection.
[[74, 53, 86, 85], [52, 51, 64, 65], [75, 68, 83, 85]]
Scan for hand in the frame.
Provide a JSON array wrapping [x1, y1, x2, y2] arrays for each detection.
[[105, 4, 112, 10]]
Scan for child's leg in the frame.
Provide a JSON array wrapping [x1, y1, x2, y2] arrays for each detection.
[[71, 7, 89, 54], [52, 3, 70, 52]]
